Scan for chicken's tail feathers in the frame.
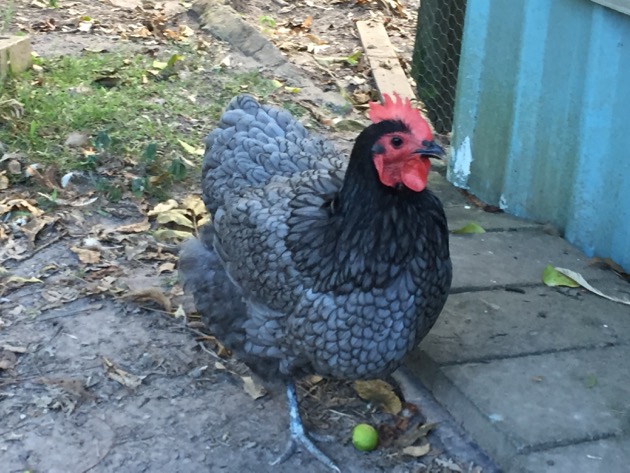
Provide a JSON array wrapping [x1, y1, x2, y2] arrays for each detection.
[[178, 225, 247, 337]]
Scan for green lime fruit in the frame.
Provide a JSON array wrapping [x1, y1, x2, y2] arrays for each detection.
[[352, 423, 378, 452]]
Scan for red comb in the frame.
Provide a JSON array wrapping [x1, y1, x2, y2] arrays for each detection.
[[368, 93, 432, 137]]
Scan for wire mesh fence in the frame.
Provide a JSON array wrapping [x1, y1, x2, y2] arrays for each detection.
[[412, 0, 467, 136]]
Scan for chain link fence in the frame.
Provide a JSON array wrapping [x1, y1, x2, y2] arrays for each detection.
[[412, 0, 467, 136]]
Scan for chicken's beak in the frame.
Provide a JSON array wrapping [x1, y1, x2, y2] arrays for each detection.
[[414, 140, 444, 159]]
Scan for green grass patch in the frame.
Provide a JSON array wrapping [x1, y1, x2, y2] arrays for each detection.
[[0, 47, 285, 200], [1, 1, 15, 33]]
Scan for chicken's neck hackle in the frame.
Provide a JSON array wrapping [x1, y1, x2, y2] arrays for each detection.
[[288, 119, 445, 293]]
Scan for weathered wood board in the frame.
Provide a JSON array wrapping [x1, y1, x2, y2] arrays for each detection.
[[356, 20, 416, 101]]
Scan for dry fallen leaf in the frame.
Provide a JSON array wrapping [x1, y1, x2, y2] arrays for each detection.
[[394, 422, 437, 448], [21, 215, 57, 249], [153, 228, 193, 242], [1, 344, 28, 353], [71, 246, 101, 264], [183, 195, 207, 217], [1, 275, 43, 285], [0, 350, 18, 370], [107, 0, 141, 10], [113, 219, 151, 234], [555, 267, 630, 306], [401, 443, 431, 457], [102, 357, 145, 389], [354, 379, 402, 415], [36, 377, 93, 401], [157, 262, 176, 274], [435, 457, 464, 472], [173, 304, 186, 318], [156, 209, 195, 228], [0, 197, 43, 217], [148, 199, 179, 216], [0, 173, 8, 190], [126, 287, 173, 312], [242, 375, 267, 400]]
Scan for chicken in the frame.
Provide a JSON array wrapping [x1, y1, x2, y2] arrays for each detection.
[[179, 94, 452, 471]]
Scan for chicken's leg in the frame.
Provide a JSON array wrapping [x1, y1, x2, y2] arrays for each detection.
[[270, 381, 341, 473]]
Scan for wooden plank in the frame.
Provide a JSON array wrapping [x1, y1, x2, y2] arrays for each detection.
[[356, 20, 416, 101]]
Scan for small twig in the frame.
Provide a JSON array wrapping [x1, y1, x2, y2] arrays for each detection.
[[30, 325, 64, 355], [18, 231, 68, 263], [179, 325, 209, 338], [0, 418, 31, 438], [327, 409, 355, 419], [39, 304, 100, 322], [80, 419, 116, 473], [122, 302, 176, 317], [197, 341, 221, 361]]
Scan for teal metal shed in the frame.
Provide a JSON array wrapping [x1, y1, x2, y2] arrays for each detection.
[[448, 0, 630, 271]]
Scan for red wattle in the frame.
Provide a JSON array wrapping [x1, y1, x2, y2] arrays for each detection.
[[401, 158, 430, 192]]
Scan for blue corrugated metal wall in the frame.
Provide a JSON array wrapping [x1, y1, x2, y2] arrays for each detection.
[[448, 0, 630, 271]]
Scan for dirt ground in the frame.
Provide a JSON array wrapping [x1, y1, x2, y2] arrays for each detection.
[[1, 1, 484, 472]]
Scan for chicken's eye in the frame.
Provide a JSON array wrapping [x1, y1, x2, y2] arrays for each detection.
[[391, 136, 403, 148]]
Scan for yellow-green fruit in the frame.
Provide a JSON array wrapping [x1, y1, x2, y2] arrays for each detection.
[[352, 423, 378, 451]]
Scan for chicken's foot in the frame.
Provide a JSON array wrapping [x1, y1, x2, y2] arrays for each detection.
[[270, 381, 341, 473]]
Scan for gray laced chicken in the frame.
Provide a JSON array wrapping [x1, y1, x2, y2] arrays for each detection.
[[179, 94, 452, 471]]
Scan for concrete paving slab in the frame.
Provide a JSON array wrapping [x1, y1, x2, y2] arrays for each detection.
[[510, 437, 630, 473], [430, 172, 543, 232], [449, 230, 620, 290], [408, 346, 630, 470], [430, 171, 540, 230], [429, 170, 469, 207], [446, 206, 542, 232], [418, 288, 630, 364]]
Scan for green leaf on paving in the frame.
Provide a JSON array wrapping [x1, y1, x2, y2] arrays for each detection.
[[453, 222, 486, 234], [542, 265, 580, 288], [584, 374, 598, 388]]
